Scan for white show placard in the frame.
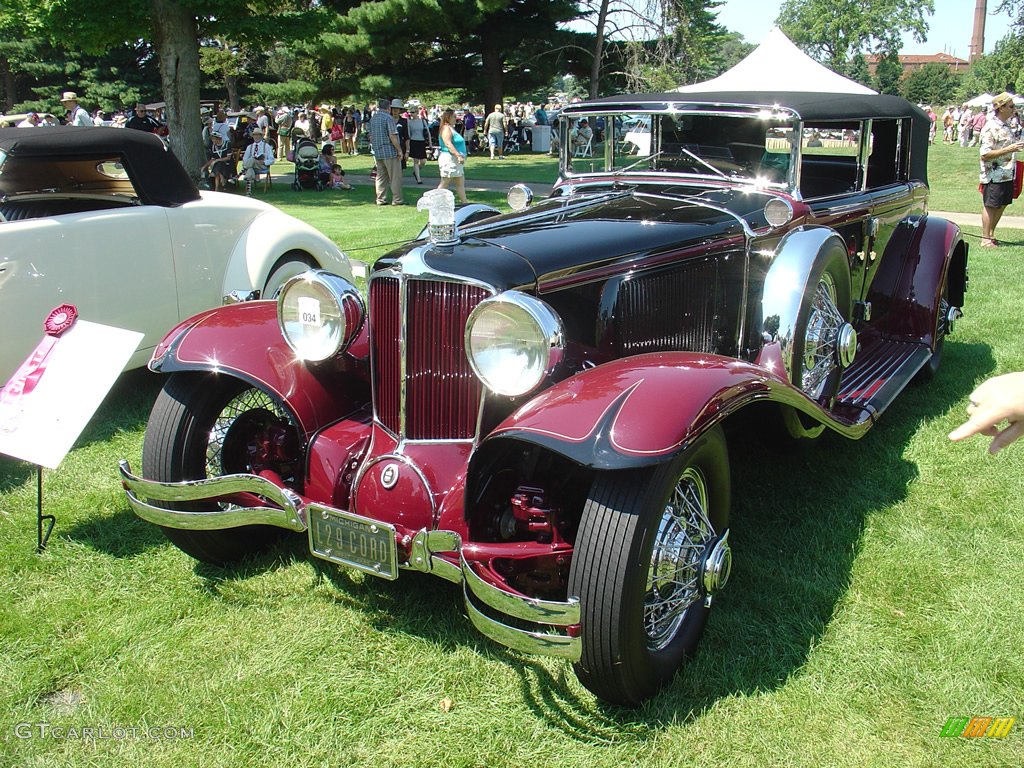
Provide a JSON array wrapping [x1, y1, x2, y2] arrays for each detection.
[[0, 320, 143, 469]]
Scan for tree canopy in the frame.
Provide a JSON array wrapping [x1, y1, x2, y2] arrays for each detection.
[[777, 0, 934, 75]]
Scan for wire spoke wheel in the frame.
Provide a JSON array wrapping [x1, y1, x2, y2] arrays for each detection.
[[142, 374, 303, 565], [801, 272, 844, 400], [644, 466, 714, 649]]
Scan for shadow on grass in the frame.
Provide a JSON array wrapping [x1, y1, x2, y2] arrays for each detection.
[[63, 509, 168, 558], [72, 340, 993, 740]]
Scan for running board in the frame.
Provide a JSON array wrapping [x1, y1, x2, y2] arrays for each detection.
[[836, 339, 931, 418]]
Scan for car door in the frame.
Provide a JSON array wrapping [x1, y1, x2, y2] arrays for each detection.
[[0, 206, 179, 383]]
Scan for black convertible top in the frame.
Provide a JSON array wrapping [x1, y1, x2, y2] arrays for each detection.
[[564, 91, 930, 184], [0, 126, 200, 206], [566, 91, 926, 122]]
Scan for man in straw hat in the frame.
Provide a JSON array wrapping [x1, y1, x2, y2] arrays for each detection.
[[60, 91, 92, 127], [979, 92, 1024, 247], [240, 125, 276, 196]]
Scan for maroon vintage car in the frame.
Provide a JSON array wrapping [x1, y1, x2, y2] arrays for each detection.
[[120, 90, 967, 706]]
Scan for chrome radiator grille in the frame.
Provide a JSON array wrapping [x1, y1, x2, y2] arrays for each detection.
[[370, 276, 488, 440]]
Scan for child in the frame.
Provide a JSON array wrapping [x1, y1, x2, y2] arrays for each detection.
[[330, 163, 352, 190]]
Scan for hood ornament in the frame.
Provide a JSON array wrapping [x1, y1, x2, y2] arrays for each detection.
[[417, 188, 457, 247]]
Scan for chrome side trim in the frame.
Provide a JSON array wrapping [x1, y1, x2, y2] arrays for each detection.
[[118, 460, 306, 532], [465, 590, 582, 661]]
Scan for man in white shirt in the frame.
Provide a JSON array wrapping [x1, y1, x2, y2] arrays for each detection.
[[241, 127, 275, 196], [17, 112, 40, 127]]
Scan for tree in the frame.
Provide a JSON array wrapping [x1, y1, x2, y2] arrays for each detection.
[[316, 0, 583, 109], [959, 33, 1024, 98], [901, 61, 958, 106], [777, 0, 934, 75], [611, 0, 726, 91], [873, 51, 903, 95], [14, 0, 318, 179]]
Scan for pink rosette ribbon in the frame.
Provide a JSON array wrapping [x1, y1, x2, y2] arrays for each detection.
[[0, 305, 80, 427]]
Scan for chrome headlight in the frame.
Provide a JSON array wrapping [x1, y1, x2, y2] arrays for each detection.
[[465, 292, 564, 397], [277, 271, 365, 361], [507, 184, 534, 211]]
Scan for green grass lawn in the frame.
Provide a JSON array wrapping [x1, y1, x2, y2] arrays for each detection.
[[1, 144, 1023, 768]]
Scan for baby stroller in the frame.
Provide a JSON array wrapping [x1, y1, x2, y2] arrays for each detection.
[[502, 125, 522, 154], [291, 137, 323, 191]]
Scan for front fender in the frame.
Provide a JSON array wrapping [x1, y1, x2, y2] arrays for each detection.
[[149, 301, 369, 440], [220, 210, 353, 298], [476, 352, 798, 472]]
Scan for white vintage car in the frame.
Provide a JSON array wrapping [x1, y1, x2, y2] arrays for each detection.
[[0, 127, 352, 384]]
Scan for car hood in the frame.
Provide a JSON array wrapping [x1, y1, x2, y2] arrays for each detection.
[[383, 188, 770, 292]]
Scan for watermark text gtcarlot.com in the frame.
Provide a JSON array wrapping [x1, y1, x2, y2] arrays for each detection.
[[14, 722, 194, 741]]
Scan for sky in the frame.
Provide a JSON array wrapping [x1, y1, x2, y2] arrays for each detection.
[[714, 0, 1015, 59]]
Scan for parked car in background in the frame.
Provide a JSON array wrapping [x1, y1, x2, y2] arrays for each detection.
[[0, 127, 352, 384], [121, 90, 966, 706]]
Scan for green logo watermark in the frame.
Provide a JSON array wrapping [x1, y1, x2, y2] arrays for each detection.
[[940, 716, 1015, 739]]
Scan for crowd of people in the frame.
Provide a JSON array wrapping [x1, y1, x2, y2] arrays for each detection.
[[925, 94, 1023, 248], [5, 92, 171, 131]]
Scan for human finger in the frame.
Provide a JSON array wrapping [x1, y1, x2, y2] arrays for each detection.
[[988, 421, 1024, 454], [949, 404, 1010, 441]]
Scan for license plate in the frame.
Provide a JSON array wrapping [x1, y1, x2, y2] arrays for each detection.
[[307, 504, 398, 580]]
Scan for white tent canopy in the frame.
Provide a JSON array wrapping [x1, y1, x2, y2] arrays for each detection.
[[674, 27, 877, 95], [965, 93, 993, 107]]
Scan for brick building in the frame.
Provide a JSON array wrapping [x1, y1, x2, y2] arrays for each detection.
[[865, 53, 970, 78]]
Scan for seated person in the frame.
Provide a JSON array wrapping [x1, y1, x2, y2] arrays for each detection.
[[570, 118, 593, 150], [240, 127, 275, 195], [318, 144, 351, 189], [329, 164, 352, 190], [199, 132, 234, 192]]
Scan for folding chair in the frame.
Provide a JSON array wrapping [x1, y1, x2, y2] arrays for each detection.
[[573, 136, 593, 158]]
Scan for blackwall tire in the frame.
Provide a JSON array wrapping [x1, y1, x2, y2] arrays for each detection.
[[568, 426, 731, 706], [915, 273, 949, 384], [141, 374, 302, 566]]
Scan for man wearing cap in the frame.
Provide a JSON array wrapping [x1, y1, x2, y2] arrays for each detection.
[[240, 126, 275, 196], [17, 112, 40, 128], [979, 92, 1024, 247], [60, 91, 92, 127], [368, 98, 405, 205]]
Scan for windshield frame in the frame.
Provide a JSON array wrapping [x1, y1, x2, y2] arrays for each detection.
[[558, 105, 801, 193]]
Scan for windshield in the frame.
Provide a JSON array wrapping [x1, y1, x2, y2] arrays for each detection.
[[563, 111, 798, 187]]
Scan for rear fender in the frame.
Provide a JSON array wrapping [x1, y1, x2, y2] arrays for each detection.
[[150, 301, 370, 440], [873, 216, 966, 343], [473, 351, 845, 475]]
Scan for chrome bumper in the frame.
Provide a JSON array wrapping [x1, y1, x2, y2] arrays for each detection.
[[405, 529, 582, 662], [118, 461, 582, 662], [118, 460, 306, 532]]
